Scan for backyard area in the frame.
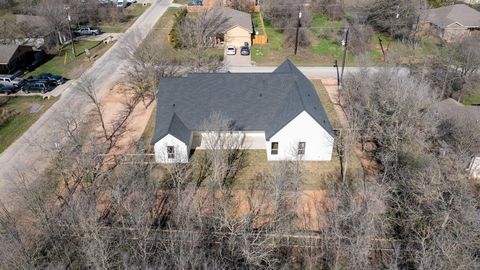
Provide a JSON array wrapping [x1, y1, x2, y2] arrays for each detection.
[[0, 96, 58, 153], [251, 14, 439, 66], [97, 3, 150, 33], [27, 40, 114, 79]]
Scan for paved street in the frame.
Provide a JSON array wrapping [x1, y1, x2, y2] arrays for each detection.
[[229, 66, 410, 79], [0, 0, 173, 204]]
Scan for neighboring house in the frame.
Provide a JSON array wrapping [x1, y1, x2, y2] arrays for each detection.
[[434, 98, 480, 178], [460, 0, 480, 4], [187, 7, 253, 47], [151, 59, 335, 163], [220, 7, 253, 47], [0, 45, 34, 74], [424, 4, 480, 42], [14, 15, 60, 50], [1, 15, 68, 50], [195, 0, 258, 10]]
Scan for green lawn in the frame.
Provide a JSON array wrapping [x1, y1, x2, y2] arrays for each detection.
[[252, 12, 266, 36], [27, 40, 113, 79], [252, 15, 352, 66], [462, 88, 480, 105], [97, 4, 150, 33], [312, 80, 341, 129], [0, 96, 58, 153], [173, 0, 190, 4], [252, 14, 440, 66]]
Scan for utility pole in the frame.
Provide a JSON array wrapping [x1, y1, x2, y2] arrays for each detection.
[[294, 11, 302, 55], [339, 27, 349, 90], [378, 37, 386, 62], [65, 6, 77, 57], [334, 60, 340, 87]]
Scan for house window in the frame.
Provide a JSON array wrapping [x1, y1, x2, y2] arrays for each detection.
[[167, 146, 175, 159], [298, 142, 306, 155], [271, 142, 279, 155]]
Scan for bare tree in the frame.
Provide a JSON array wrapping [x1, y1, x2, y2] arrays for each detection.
[[263, 0, 312, 49], [365, 0, 427, 40], [174, 9, 231, 49], [311, 0, 344, 20], [341, 68, 480, 269]]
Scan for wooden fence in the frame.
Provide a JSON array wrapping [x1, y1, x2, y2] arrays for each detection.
[[253, 35, 268, 45], [253, 9, 268, 45]]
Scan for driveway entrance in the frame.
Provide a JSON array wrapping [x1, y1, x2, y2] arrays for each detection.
[[224, 46, 252, 67]]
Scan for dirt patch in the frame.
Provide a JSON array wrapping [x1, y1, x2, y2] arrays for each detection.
[[321, 79, 378, 175], [95, 84, 155, 154]]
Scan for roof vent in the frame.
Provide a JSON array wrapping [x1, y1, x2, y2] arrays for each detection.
[[307, 93, 310, 97], [172, 103, 176, 107], [314, 106, 317, 110], [259, 93, 263, 97]]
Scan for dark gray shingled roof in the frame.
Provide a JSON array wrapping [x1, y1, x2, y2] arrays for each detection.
[[427, 4, 480, 28], [186, 7, 253, 33], [434, 98, 480, 123], [220, 7, 253, 33], [151, 59, 335, 145], [0, 45, 20, 64]]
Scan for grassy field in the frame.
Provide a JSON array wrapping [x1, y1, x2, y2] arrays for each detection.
[[252, 14, 439, 66], [98, 4, 150, 33], [140, 103, 157, 152], [27, 40, 114, 79], [462, 88, 480, 105], [0, 96, 58, 153], [252, 12, 266, 36], [140, 7, 180, 51], [312, 80, 341, 129]]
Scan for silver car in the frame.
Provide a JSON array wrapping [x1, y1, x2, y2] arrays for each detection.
[[0, 74, 23, 88]]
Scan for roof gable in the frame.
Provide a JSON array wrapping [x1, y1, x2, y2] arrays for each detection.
[[213, 7, 253, 33], [153, 112, 191, 145], [427, 4, 480, 28]]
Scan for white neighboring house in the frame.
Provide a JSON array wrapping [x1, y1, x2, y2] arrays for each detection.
[[469, 157, 480, 178], [151, 59, 335, 164]]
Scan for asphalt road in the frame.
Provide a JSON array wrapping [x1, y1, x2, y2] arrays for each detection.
[[229, 66, 410, 79], [0, 0, 172, 203]]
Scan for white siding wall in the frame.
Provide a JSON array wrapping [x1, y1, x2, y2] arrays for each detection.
[[266, 111, 334, 161], [194, 131, 266, 149], [154, 134, 189, 163], [154, 111, 335, 163]]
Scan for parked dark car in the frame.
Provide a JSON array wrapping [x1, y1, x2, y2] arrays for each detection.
[[33, 73, 66, 85], [22, 81, 56, 94], [240, 46, 250, 56], [0, 84, 18, 95]]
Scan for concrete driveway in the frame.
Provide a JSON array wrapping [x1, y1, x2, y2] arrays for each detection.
[[224, 46, 252, 67]]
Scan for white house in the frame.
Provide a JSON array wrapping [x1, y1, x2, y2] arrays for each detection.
[[151, 60, 335, 163]]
